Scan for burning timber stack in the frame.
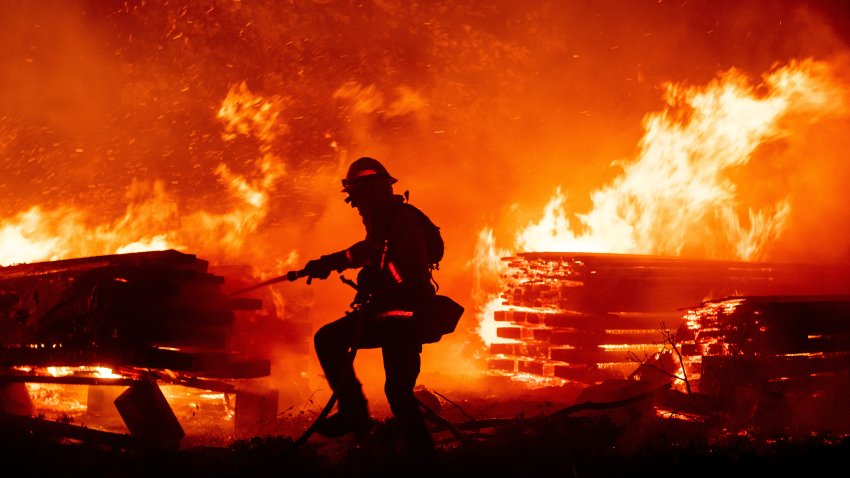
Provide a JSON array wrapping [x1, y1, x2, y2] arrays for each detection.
[[677, 296, 850, 421], [0, 250, 308, 447], [490, 252, 850, 389]]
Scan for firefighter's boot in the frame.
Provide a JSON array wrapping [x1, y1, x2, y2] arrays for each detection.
[[316, 388, 371, 438]]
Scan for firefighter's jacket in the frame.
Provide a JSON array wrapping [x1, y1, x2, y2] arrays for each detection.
[[323, 195, 436, 314]]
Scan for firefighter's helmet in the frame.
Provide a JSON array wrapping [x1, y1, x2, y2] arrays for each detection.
[[341, 157, 397, 192]]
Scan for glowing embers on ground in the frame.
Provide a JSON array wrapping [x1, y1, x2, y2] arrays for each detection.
[[4, 365, 242, 444], [30, 385, 235, 443]]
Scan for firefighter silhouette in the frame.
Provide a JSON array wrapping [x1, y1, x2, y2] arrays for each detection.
[[303, 156, 439, 460]]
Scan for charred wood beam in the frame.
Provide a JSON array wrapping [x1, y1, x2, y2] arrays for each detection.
[[0, 347, 125, 368], [549, 330, 669, 346], [0, 412, 141, 449], [553, 363, 638, 384], [0, 250, 203, 279], [700, 353, 850, 380], [0, 374, 139, 387], [0, 369, 240, 393]]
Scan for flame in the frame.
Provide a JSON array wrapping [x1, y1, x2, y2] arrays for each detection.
[[477, 296, 507, 346], [217, 81, 287, 144], [470, 228, 512, 346], [18, 366, 123, 379], [515, 60, 845, 260], [0, 82, 288, 267]]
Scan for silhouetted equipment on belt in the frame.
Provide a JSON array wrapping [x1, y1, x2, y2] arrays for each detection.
[[416, 294, 464, 344]]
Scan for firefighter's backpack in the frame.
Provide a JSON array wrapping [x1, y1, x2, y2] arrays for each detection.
[[396, 200, 461, 343], [398, 202, 444, 271]]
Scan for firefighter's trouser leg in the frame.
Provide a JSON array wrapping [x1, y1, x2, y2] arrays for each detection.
[[383, 340, 435, 459], [314, 316, 369, 419]]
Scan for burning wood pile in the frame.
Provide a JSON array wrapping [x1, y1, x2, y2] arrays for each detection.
[[680, 295, 850, 394], [489, 252, 850, 386], [639, 295, 850, 434], [0, 250, 289, 446]]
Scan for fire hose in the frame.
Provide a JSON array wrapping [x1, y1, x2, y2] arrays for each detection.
[[226, 269, 308, 297]]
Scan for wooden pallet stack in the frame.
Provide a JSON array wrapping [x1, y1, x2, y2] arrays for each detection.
[[0, 250, 286, 445], [679, 295, 850, 394], [0, 250, 270, 378], [489, 252, 850, 385]]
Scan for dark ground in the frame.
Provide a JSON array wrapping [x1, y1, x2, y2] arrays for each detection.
[[2, 382, 849, 478], [2, 415, 848, 478]]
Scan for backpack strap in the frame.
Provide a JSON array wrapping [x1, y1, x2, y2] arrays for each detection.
[[399, 192, 442, 292]]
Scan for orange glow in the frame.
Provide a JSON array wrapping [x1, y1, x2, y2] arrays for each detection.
[[41, 366, 122, 379]]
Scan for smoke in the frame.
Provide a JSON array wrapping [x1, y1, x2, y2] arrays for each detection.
[[2, 1, 850, 403]]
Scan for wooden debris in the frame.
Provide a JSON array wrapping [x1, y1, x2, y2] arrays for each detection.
[[114, 380, 185, 448], [0, 250, 270, 376], [679, 295, 850, 393], [0, 250, 314, 446]]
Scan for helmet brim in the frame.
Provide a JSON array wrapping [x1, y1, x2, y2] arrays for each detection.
[[341, 176, 397, 193]]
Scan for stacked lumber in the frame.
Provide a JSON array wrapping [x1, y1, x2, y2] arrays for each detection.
[[0, 250, 325, 444], [0, 250, 269, 379], [679, 295, 850, 394], [489, 252, 850, 385]]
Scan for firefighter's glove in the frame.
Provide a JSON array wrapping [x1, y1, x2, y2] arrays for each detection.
[[304, 257, 334, 281], [304, 251, 350, 284]]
